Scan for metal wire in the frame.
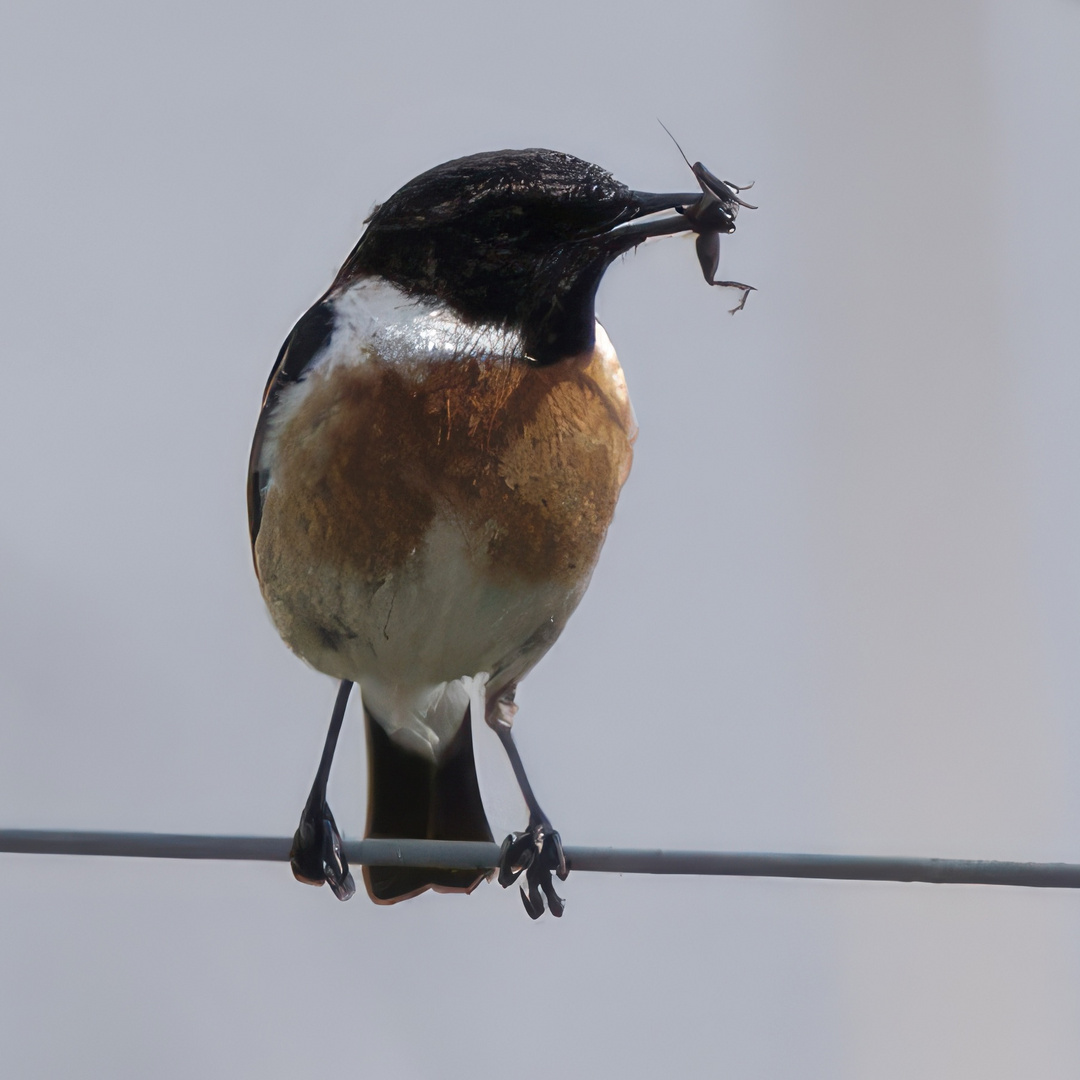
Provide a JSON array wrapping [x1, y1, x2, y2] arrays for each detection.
[[2, 829, 1079, 888]]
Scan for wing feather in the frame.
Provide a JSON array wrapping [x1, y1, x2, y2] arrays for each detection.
[[247, 300, 336, 551]]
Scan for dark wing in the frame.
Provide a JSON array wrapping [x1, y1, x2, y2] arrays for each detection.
[[247, 300, 336, 554]]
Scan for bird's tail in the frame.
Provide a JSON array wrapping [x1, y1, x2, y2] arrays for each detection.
[[362, 704, 493, 903]]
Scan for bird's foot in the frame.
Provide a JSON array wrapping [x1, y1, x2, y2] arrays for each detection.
[[290, 801, 356, 901], [497, 821, 569, 919]]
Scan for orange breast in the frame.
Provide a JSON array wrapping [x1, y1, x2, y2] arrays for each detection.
[[256, 326, 636, 597]]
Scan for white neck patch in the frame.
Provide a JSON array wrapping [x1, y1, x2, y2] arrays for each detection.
[[323, 277, 527, 373]]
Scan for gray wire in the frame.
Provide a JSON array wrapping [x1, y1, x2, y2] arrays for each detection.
[[2, 830, 1079, 888]]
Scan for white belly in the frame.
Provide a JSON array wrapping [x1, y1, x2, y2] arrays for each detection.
[[277, 512, 578, 761]]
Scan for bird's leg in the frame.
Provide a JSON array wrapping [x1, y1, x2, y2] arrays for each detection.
[[489, 690, 568, 919], [290, 679, 356, 901]]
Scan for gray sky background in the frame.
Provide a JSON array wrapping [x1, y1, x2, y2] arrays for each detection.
[[2, 1, 1079, 1076]]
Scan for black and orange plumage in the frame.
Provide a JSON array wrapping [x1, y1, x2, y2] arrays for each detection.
[[249, 147, 752, 917]]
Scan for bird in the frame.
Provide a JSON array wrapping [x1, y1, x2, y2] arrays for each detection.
[[248, 146, 754, 918]]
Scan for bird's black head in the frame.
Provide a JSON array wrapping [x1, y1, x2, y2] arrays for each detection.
[[334, 148, 749, 364]]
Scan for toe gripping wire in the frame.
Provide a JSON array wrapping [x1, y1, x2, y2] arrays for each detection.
[[488, 696, 569, 919]]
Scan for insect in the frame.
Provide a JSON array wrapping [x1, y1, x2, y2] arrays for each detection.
[[660, 120, 757, 312]]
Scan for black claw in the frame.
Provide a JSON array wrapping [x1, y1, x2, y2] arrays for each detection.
[[539, 873, 565, 918], [320, 818, 356, 901], [290, 802, 354, 901], [530, 829, 566, 917], [551, 831, 569, 881], [497, 842, 517, 888], [497, 834, 518, 887], [519, 885, 544, 920], [327, 870, 356, 902], [498, 831, 539, 888], [498, 825, 569, 919]]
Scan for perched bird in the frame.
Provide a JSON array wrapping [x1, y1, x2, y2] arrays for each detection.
[[248, 147, 753, 917]]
